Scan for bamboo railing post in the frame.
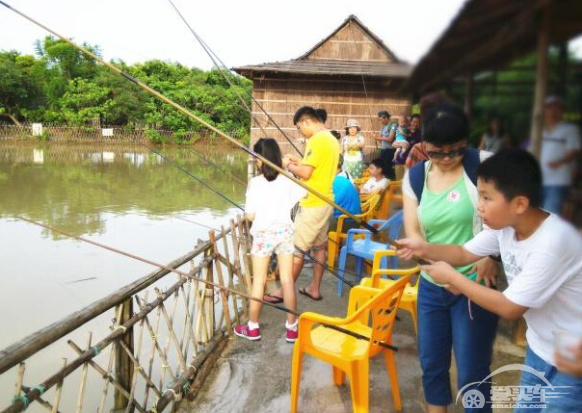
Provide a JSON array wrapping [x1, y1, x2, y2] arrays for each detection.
[[202, 245, 214, 343], [51, 359, 67, 413], [114, 299, 134, 412], [238, 215, 253, 292], [209, 231, 234, 335], [75, 332, 92, 413], [221, 225, 241, 326]]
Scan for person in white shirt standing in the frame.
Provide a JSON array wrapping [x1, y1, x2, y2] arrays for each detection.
[[540, 96, 581, 214], [234, 138, 306, 343], [398, 149, 582, 412]]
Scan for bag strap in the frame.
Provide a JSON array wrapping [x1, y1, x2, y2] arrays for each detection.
[[462, 148, 481, 186], [408, 161, 426, 202]]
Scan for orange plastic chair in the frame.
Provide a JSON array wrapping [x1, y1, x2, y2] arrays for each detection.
[[375, 181, 403, 220], [360, 250, 420, 334], [327, 194, 381, 271], [290, 276, 410, 413]]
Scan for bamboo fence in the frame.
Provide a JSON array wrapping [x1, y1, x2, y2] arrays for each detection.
[[0, 124, 245, 145], [0, 216, 253, 413]]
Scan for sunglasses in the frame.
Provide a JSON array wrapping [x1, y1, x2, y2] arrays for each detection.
[[426, 146, 467, 159]]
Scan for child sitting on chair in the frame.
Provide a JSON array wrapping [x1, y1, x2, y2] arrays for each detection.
[[360, 159, 389, 196], [392, 116, 411, 161]]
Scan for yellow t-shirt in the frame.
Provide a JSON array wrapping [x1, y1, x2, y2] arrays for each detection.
[[300, 130, 340, 208]]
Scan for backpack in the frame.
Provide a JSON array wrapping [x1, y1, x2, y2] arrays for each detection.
[[409, 148, 481, 201]]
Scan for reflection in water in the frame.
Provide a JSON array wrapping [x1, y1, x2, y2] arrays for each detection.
[[0, 142, 247, 237], [0, 142, 247, 350]]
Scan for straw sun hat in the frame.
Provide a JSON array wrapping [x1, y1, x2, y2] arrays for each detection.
[[345, 119, 361, 131]]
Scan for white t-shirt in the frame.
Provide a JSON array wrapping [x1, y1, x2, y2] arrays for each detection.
[[540, 121, 581, 186], [245, 174, 306, 235], [464, 214, 582, 365], [360, 177, 389, 194]]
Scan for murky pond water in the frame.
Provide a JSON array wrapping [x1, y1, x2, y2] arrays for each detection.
[[0, 142, 247, 350]]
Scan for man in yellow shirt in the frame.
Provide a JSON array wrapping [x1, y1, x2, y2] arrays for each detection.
[[265, 106, 339, 302]]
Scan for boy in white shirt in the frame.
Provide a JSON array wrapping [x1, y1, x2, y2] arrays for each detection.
[[398, 149, 582, 412]]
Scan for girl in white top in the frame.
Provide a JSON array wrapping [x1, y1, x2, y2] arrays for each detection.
[[360, 158, 390, 195], [234, 138, 306, 343]]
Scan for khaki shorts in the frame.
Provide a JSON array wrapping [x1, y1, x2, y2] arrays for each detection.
[[294, 205, 333, 253]]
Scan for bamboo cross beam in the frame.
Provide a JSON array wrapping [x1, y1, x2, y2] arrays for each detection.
[[0, 0, 382, 236]]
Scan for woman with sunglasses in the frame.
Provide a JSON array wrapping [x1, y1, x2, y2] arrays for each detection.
[[402, 103, 499, 413]]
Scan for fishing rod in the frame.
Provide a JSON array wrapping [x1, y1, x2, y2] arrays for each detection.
[[165, 0, 304, 157], [0, 1, 385, 238], [18, 216, 397, 352]]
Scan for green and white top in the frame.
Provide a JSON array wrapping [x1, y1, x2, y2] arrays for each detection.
[[403, 154, 490, 285]]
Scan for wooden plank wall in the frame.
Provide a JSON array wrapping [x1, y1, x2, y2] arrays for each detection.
[[250, 77, 411, 156], [306, 21, 392, 62]]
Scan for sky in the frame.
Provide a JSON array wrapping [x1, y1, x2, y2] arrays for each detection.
[[1, 0, 581, 71]]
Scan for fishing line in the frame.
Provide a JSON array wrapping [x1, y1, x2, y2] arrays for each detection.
[[18, 216, 398, 352], [165, 0, 304, 157], [0, 2, 414, 281], [0, 1, 383, 235]]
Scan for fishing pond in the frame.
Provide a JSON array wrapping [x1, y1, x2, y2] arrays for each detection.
[[0, 142, 247, 351]]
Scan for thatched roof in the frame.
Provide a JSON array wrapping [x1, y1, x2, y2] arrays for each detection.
[[234, 15, 412, 80], [403, 0, 582, 93]]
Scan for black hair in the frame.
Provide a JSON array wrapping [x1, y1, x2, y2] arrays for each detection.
[[422, 103, 469, 146], [330, 130, 341, 140], [477, 149, 542, 207], [293, 106, 327, 124], [486, 115, 505, 137], [410, 113, 421, 121], [377, 111, 390, 119], [369, 158, 387, 177], [253, 138, 282, 182], [338, 154, 344, 169]]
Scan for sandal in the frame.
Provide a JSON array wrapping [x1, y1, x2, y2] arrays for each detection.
[[263, 293, 283, 304]]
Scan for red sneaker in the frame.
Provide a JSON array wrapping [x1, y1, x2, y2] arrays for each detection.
[[234, 324, 261, 341], [286, 327, 298, 343]]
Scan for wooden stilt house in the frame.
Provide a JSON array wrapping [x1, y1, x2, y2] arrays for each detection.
[[233, 15, 412, 155]]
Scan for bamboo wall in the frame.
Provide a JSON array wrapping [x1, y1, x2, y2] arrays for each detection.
[[250, 77, 411, 156], [306, 21, 393, 62]]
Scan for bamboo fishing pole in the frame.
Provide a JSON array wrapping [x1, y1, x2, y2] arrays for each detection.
[[17, 216, 398, 352], [0, 0, 393, 239]]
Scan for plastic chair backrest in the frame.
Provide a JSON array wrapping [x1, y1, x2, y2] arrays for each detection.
[[369, 277, 408, 353], [369, 267, 420, 289], [346, 277, 409, 354], [373, 210, 403, 242]]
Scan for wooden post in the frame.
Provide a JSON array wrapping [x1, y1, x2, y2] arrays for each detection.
[[464, 70, 474, 120], [529, 6, 551, 160], [557, 42, 568, 98], [113, 299, 134, 412]]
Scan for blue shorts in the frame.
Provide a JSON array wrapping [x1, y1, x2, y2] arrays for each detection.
[[513, 347, 582, 413]]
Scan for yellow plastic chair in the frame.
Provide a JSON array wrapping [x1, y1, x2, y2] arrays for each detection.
[[360, 250, 420, 334], [290, 276, 410, 413], [327, 194, 381, 271]]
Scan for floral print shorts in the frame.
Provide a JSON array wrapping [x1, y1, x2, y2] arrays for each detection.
[[251, 226, 295, 257]]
